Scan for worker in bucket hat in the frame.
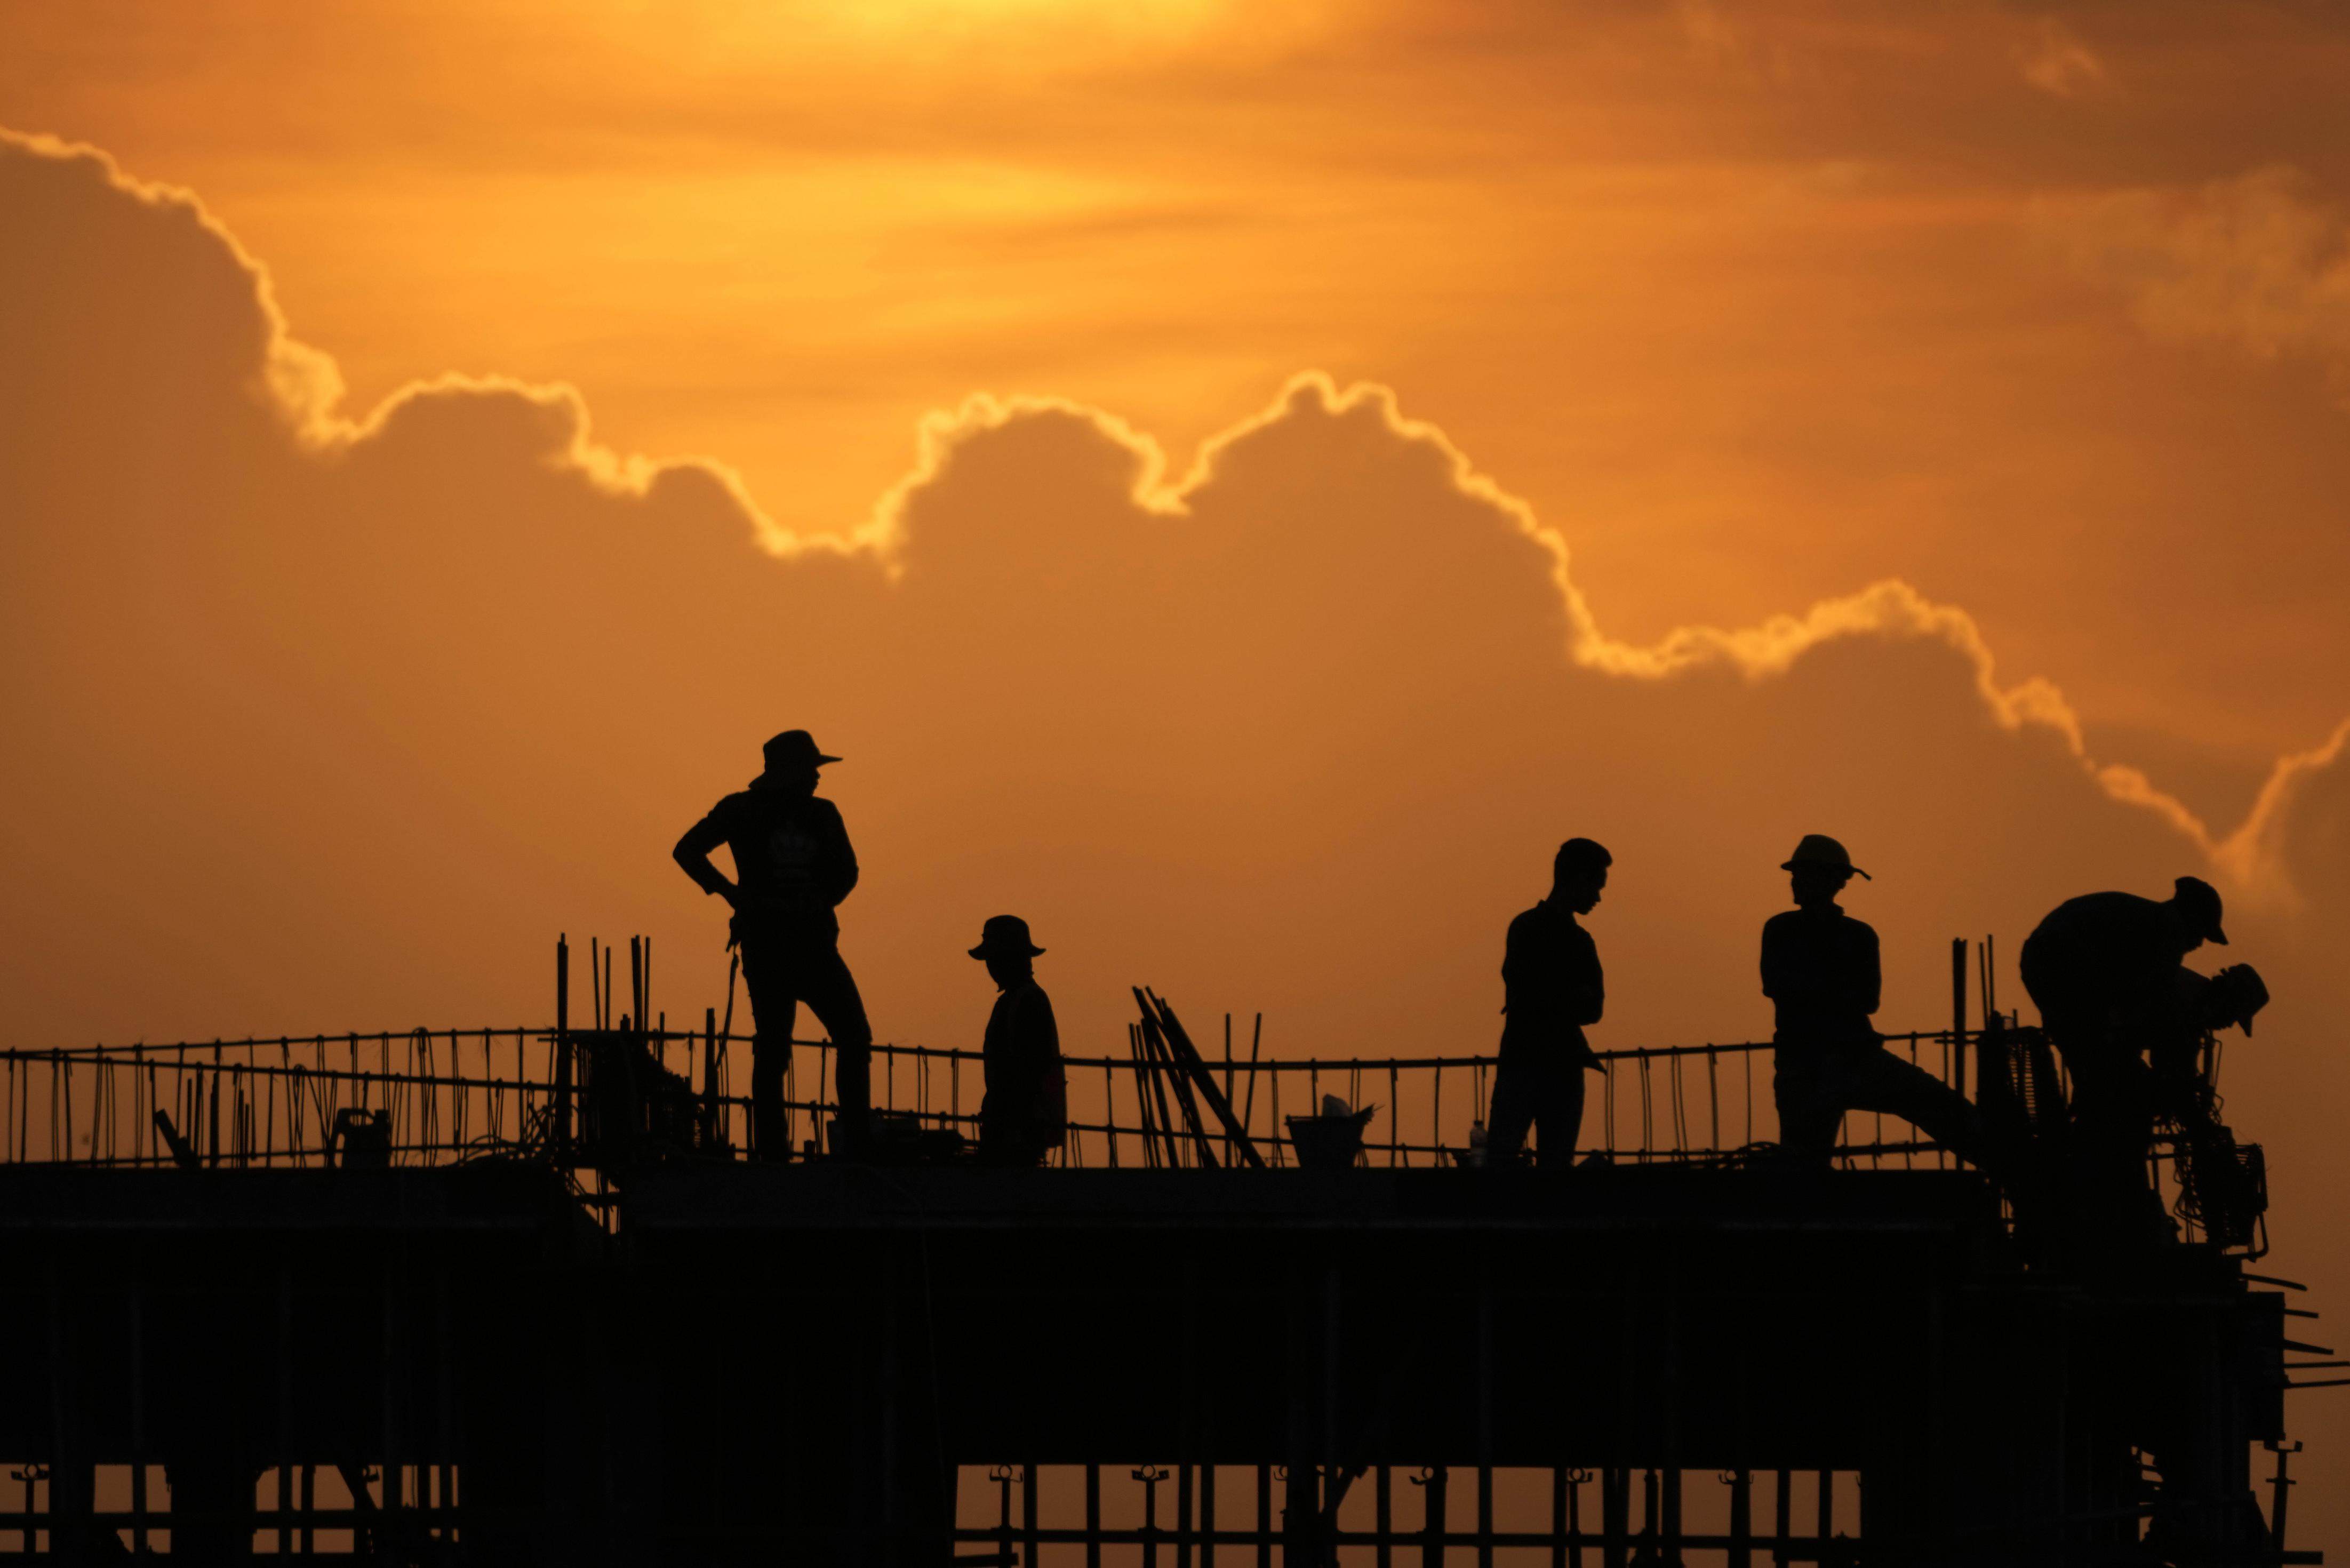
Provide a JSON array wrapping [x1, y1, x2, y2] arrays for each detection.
[[969, 916, 1067, 1167]]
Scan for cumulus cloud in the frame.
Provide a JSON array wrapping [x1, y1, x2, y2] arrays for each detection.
[[0, 131, 894, 564], [6, 121, 2341, 1043], [883, 371, 2224, 849]]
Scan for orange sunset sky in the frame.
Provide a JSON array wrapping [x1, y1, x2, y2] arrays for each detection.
[[5, 0, 2349, 1547]]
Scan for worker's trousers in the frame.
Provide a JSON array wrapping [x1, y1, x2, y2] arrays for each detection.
[[2050, 1030, 2173, 1252], [1486, 1047, 1591, 1168], [738, 932, 873, 1159], [1774, 1041, 1986, 1168]]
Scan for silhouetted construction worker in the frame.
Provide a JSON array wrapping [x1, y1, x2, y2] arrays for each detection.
[[2140, 957, 2273, 1551], [2156, 962, 2271, 1235], [674, 730, 873, 1159], [1763, 835, 1987, 1167], [2019, 876, 2232, 1244], [1485, 838, 1610, 1167], [969, 915, 1067, 1167], [2159, 962, 2267, 1106], [2021, 875, 2228, 1090]]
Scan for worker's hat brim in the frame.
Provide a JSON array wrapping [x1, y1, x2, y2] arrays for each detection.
[[1781, 859, 1869, 880], [762, 729, 841, 769], [969, 941, 1045, 959]]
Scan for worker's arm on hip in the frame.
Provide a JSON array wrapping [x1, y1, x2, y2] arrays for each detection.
[[817, 799, 860, 906], [673, 811, 740, 905]]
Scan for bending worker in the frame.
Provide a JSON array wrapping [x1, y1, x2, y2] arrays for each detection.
[[674, 730, 873, 1159], [1764, 835, 1987, 1167], [1485, 837, 1611, 1167], [2161, 962, 2269, 1105], [968, 915, 1068, 1167], [2018, 875, 2233, 1243]]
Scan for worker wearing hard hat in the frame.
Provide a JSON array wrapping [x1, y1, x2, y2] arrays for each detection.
[[1484, 837, 1612, 1167], [2157, 963, 2269, 1119], [2193, 963, 2268, 1038], [674, 730, 874, 1159], [2020, 875, 2231, 1073], [1762, 835, 1988, 1167], [968, 915, 1068, 1167], [2019, 875, 2241, 1246]]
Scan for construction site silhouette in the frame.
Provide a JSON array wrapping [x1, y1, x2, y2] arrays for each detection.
[[0, 782, 2329, 1565]]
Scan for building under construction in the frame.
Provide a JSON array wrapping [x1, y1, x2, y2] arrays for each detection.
[[0, 937, 2330, 1565]]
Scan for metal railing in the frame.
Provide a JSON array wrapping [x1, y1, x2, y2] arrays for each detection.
[[0, 1022, 1981, 1175]]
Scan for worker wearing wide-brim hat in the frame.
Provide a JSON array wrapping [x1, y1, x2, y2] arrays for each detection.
[[674, 730, 874, 1159], [969, 916, 1067, 1168], [1761, 835, 1990, 1170], [1783, 833, 1870, 881]]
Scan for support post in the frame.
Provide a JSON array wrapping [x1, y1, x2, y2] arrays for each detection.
[[1949, 937, 1968, 1101], [1420, 1468, 1447, 1568], [1477, 1263, 1494, 1568], [1601, 1468, 1628, 1568], [1086, 1464, 1102, 1568], [702, 1005, 721, 1149], [1256, 1465, 1273, 1568], [1285, 1260, 1324, 1568], [1546, 1469, 1566, 1568], [1022, 1463, 1041, 1568], [1178, 1463, 1195, 1568], [554, 937, 573, 1157], [1378, 1466, 1394, 1568], [2268, 1442, 2299, 1551], [1201, 1462, 1217, 1568]]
